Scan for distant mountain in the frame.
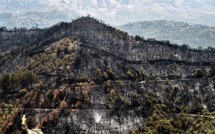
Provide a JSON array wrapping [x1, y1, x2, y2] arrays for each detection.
[[119, 20, 215, 48], [0, 13, 12, 21], [1, 0, 215, 28], [0, 10, 78, 29]]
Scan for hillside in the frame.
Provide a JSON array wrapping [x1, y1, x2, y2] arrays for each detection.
[[0, 16, 215, 134], [119, 20, 215, 48]]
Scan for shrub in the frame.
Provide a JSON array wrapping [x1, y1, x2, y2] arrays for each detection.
[[89, 81, 95, 85], [36, 81, 44, 90], [102, 72, 109, 81], [194, 68, 203, 78], [64, 46, 69, 53], [19, 89, 28, 96], [131, 93, 142, 107], [41, 116, 49, 127], [127, 70, 135, 80], [46, 89, 53, 100], [105, 89, 116, 108], [56, 44, 61, 52], [39, 98, 45, 108], [59, 101, 68, 109], [145, 92, 158, 106], [94, 68, 102, 83], [76, 76, 89, 83], [164, 78, 170, 85], [106, 67, 115, 80], [75, 101, 83, 109], [105, 89, 131, 110], [135, 35, 143, 41], [118, 96, 130, 109], [0, 73, 10, 91], [210, 66, 215, 77], [53, 89, 64, 104]]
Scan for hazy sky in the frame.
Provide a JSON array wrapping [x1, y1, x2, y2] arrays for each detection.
[[1, 0, 215, 27]]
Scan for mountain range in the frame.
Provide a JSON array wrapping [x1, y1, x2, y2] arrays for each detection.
[[1, 0, 215, 28], [119, 20, 215, 48]]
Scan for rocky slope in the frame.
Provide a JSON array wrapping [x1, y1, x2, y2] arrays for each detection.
[[0, 16, 215, 134]]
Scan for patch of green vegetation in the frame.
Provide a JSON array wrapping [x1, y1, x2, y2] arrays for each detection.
[[131, 105, 215, 134], [0, 54, 12, 65], [0, 71, 36, 91], [130, 90, 215, 133], [194, 68, 203, 78], [119, 20, 215, 48], [22, 36, 79, 74], [209, 66, 215, 77], [0, 102, 14, 127], [105, 89, 130, 110]]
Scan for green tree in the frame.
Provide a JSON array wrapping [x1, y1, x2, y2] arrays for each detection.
[[94, 68, 102, 83], [127, 70, 135, 80], [194, 68, 203, 78], [0, 73, 10, 91], [135, 35, 143, 41], [106, 67, 115, 80]]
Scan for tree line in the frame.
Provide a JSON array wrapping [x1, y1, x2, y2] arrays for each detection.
[[0, 71, 37, 91]]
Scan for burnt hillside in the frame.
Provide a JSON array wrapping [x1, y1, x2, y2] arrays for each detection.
[[0, 16, 215, 134], [0, 16, 214, 75]]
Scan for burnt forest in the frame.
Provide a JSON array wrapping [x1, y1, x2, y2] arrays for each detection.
[[0, 16, 215, 134]]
